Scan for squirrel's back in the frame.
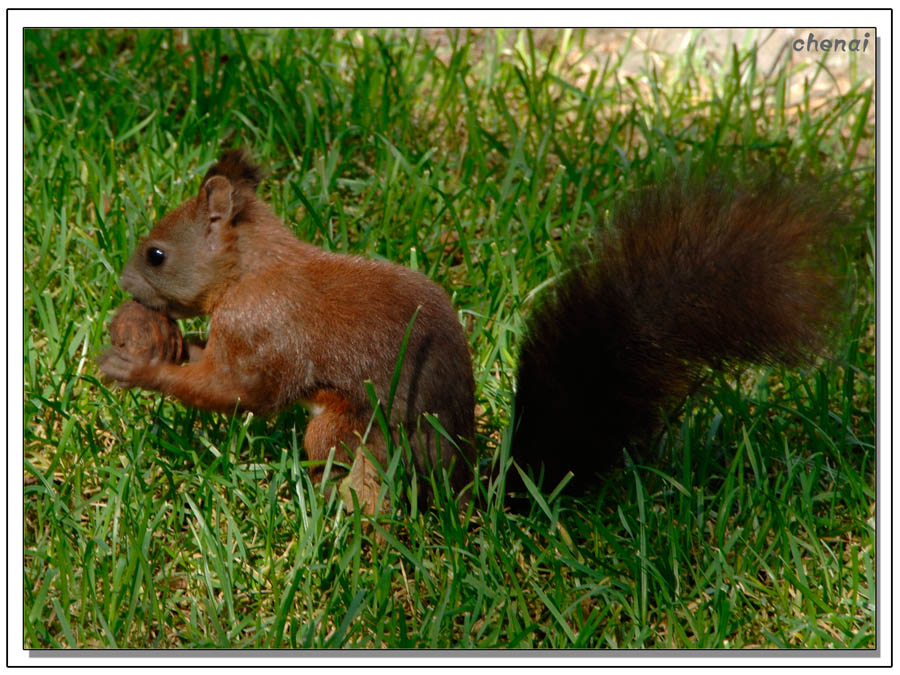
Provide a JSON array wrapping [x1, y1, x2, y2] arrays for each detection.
[[512, 171, 844, 490]]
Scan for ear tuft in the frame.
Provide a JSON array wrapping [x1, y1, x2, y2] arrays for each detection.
[[203, 149, 263, 192]]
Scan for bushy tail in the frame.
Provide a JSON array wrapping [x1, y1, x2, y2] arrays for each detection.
[[511, 171, 845, 491]]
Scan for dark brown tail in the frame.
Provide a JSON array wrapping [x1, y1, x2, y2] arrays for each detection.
[[511, 171, 845, 491]]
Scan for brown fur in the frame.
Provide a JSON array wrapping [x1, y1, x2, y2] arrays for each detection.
[[98, 150, 476, 506], [511, 171, 844, 491], [99, 151, 845, 505]]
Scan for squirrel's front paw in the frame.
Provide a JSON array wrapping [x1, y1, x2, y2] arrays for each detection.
[[98, 300, 186, 389], [97, 346, 157, 389]]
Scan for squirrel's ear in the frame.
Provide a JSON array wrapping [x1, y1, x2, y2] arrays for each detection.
[[203, 149, 262, 193], [204, 175, 233, 223]]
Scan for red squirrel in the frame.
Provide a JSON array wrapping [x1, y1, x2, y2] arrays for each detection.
[[99, 150, 475, 509], [99, 150, 842, 505]]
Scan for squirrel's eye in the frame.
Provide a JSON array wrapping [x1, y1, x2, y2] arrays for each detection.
[[146, 247, 166, 267]]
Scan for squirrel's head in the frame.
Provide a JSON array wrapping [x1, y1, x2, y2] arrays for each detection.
[[120, 150, 263, 318]]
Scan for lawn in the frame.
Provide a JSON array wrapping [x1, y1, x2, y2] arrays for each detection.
[[23, 28, 875, 649]]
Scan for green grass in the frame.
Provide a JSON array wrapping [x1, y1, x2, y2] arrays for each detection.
[[23, 28, 875, 649]]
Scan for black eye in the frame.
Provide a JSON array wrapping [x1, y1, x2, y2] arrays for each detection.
[[146, 247, 166, 267]]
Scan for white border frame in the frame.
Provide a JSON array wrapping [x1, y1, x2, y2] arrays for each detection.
[[7, 5, 892, 668]]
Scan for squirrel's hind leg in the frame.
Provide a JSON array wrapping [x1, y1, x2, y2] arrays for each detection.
[[302, 391, 387, 515]]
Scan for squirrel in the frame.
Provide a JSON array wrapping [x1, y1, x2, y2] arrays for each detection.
[[98, 150, 842, 507], [98, 150, 476, 510]]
